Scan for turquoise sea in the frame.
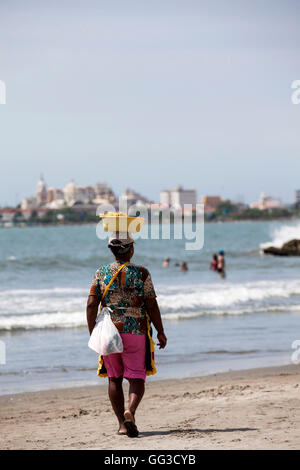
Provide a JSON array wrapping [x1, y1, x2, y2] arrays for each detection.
[[0, 220, 300, 394]]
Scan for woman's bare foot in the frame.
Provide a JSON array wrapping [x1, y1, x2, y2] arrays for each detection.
[[124, 410, 135, 423], [117, 422, 128, 435]]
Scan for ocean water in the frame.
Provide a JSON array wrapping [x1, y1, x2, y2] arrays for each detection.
[[1, 220, 300, 394]]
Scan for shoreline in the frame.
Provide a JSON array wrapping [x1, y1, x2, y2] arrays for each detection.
[[1, 363, 299, 449], [0, 352, 292, 398]]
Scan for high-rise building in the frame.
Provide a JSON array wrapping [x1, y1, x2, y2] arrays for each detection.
[[160, 186, 197, 208]]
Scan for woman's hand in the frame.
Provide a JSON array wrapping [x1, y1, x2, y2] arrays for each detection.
[[157, 332, 167, 349]]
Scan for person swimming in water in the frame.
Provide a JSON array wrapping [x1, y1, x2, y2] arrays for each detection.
[[217, 250, 226, 278], [162, 258, 170, 268], [210, 254, 218, 272], [181, 262, 188, 272]]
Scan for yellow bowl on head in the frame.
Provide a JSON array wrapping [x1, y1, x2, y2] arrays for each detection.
[[100, 213, 144, 233]]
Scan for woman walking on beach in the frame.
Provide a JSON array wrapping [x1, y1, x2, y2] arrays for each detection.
[[86, 232, 167, 438]]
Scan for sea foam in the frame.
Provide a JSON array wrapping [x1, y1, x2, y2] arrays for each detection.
[[260, 223, 300, 250], [1, 279, 300, 330]]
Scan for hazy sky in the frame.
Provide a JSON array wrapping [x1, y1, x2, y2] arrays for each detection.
[[0, 0, 300, 206]]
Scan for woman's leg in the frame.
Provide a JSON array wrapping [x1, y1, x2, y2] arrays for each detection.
[[108, 377, 127, 432], [126, 378, 145, 420], [121, 333, 146, 435]]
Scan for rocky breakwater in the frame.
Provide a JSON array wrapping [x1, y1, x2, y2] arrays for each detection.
[[263, 239, 300, 256]]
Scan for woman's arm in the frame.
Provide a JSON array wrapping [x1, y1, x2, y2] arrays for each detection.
[[144, 297, 167, 349], [86, 295, 101, 335]]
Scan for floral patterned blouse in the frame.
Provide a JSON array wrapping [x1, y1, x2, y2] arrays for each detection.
[[89, 261, 156, 335]]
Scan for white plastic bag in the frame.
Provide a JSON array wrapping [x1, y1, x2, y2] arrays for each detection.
[[88, 307, 123, 355]]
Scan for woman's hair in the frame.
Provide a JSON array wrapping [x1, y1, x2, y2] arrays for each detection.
[[109, 242, 133, 257]]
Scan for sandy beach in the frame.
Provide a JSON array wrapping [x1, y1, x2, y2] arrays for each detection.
[[0, 364, 299, 450]]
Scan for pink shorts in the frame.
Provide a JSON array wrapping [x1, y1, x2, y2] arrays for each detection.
[[103, 333, 146, 381]]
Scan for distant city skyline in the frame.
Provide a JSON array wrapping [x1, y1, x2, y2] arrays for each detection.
[[1, 0, 300, 206], [5, 172, 298, 208], [2, 177, 297, 207], [18, 174, 289, 211]]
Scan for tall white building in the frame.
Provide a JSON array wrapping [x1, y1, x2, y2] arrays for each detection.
[[160, 186, 197, 208]]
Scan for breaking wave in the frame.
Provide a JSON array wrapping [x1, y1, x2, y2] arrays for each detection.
[[1, 279, 300, 330], [260, 223, 300, 250]]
